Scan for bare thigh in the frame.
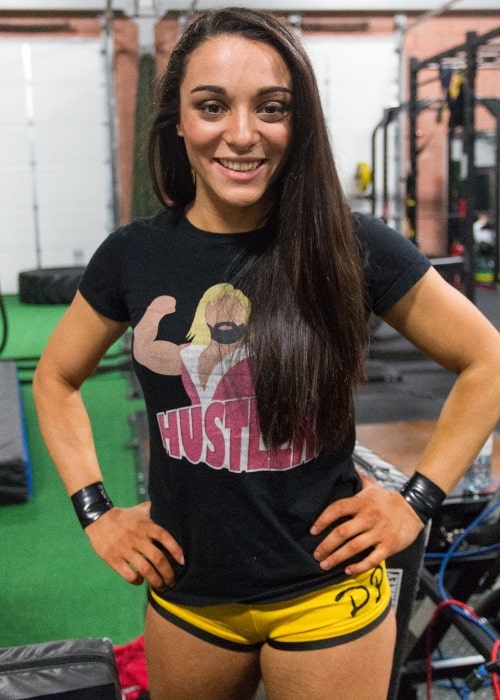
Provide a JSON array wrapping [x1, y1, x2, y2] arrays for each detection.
[[144, 603, 262, 700], [260, 607, 397, 700]]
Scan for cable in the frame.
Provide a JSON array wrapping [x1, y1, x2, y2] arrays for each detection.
[[425, 541, 500, 559], [433, 647, 469, 699], [434, 680, 468, 699], [0, 283, 8, 356], [426, 599, 481, 700], [437, 499, 500, 588], [492, 639, 500, 700], [424, 498, 500, 698]]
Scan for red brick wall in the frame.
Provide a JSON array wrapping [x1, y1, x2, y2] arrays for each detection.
[[150, 12, 499, 254], [404, 14, 500, 254], [2, 10, 499, 252], [113, 18, 139, 225]]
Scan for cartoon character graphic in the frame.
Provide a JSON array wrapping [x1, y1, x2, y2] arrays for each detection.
[[133, 284, 315, 472]]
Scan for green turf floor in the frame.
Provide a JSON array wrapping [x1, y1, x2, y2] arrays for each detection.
[[0, 295, 147, 647]]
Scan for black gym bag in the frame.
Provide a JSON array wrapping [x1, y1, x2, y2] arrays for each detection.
[[0, 638, 121, 699]]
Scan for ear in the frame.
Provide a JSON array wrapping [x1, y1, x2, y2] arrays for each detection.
[[176, 123, 184, 138]]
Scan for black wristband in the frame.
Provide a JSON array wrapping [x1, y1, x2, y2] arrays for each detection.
[[71, 482, 114, 529], [400, 472, 446, 525]]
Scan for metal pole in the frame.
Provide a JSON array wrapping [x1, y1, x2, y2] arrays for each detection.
[[481, 101, 500, 289], [22, 43, 42, 268], [408, 58, 419, 245], [383, 119, 389, 224], [495, 115, 500, 287], [394, 13, 406, 234], [463, 31, 477, 302], [103, 0, 121, 229], [371, 123, 379, 217]]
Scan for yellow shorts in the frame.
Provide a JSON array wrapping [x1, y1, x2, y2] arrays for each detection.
[[148, 562, 392, 651]]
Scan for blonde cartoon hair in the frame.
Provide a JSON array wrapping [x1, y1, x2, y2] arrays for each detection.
[[186, 283, 250, 345]]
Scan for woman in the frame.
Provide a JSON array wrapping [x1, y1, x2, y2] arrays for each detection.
[[33, 8, 500, 699]]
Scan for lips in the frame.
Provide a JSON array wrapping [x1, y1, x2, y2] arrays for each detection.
[[218, 159, 264, 172]]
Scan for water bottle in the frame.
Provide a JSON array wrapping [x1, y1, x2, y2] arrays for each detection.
[[462, 433, 493, 495]]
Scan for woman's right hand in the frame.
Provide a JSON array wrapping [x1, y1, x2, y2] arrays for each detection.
[[84, 501, 185, 589]]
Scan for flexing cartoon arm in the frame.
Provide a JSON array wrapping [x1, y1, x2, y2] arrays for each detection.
[[133, 295, 182, 375]]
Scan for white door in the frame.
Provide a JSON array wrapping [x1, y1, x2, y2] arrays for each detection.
[[303, 34, 399, 216], [0, 36, 114, 294]]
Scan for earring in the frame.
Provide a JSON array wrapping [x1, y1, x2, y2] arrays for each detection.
[[191, 168, 197, 186]]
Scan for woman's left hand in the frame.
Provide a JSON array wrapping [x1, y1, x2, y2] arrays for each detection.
[[310, 470, 424, 576]]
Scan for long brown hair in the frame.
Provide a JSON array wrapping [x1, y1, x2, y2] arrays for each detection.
[[148, 7, 367, 453]]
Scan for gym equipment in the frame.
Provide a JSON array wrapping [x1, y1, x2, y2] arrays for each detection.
[[0, 360, 32, 505], [399, 487, 500, 699], [408, 27, 500, 301], [0, 637, 121, 699], [353, 444, 429, 700], [18, 267, 84, 305]]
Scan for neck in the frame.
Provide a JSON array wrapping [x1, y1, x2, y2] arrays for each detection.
[[184, 198, 270, 234]]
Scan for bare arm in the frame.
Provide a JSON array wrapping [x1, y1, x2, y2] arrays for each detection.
[[382, 267, 500, 491], [311, 268, 500, 574], [33, 291, 129, 493], [33, 291, 184, 587]]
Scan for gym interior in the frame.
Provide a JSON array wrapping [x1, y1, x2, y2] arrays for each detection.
[[0, 1, 499, 698]]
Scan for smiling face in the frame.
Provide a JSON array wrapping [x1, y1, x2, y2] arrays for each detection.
[[176, 34, 293, 232]]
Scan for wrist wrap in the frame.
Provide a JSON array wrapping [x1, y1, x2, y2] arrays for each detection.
[[71, 482, 114, 529], [400, 472, 446, 525]]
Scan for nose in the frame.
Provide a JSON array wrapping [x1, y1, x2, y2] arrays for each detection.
[[223, 108, 258, 151]]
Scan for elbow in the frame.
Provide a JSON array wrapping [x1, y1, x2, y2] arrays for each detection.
[[452, 334, 500, 407], [32, 355, 79, 417], [467, 339, 500, 404], [32, 358, 52, 417], [484, 336, 500, 384]]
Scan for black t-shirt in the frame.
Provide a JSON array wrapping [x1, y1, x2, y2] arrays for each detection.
[[79, 207, 430, 605]]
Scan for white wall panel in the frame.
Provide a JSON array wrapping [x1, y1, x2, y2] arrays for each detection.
[[0, 43, 36, 293], [303, 34, 399, 206], [0, 37, 112, 294]]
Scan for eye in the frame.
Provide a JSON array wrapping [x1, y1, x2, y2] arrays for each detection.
[[258, 101, 291, 121], [196, 100, 227, 118]]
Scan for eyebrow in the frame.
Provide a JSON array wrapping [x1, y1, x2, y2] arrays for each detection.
[[190, 85, 292, 96]]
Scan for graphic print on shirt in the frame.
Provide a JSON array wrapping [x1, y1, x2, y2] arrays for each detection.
[[133, 284, 316, 472]]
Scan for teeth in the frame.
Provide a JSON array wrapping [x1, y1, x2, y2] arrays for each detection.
[[220, 159, 261, 172]]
